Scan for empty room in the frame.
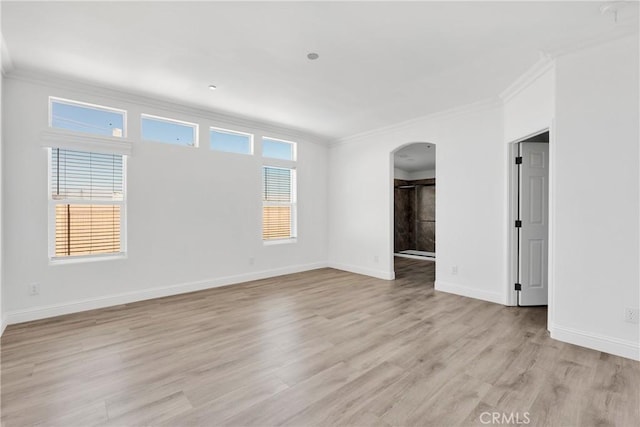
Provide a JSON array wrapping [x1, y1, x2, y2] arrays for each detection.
[[0, 1, 639, 426]]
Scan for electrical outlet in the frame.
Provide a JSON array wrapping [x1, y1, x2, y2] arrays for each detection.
[[373, 255, 379, 264], [249, 257, 255, 266], [451, 265, 458, 275], [624, 307, 639, 324], [28, 283, 40, 296]]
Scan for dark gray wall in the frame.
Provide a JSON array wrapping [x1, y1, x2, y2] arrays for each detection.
[[394, 182, 415, 252], [394, 179, 435, 253], [416, 184, 436, 252]]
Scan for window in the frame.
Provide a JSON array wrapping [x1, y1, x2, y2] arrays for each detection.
[[262, 137, 296, 161], [50, 97, 125, 138], [262, 137, 297, 242], [49, 148, 126, 259], [141, 114, 198, 147], [210, 127, 253, 155], [262, 166, 296, 241]]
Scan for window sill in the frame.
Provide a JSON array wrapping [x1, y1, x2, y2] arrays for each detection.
[[49, 253, 127, 266], [41, 129, 133, 156], [263, 238, 297, 246]]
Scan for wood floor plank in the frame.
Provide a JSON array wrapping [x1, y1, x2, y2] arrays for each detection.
[[168, 373, 289, 425], [222, 361, 354, 426], [403, 372, 493, 426], [1, 258, 638, 427], [102, 390, 192, 426], [281, 361, 406, 426]]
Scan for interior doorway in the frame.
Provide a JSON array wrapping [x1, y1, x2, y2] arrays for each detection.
[[511, 131, 550, 306], [392, 143, 436, 263]]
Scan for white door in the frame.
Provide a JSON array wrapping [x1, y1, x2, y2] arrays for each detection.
[[518, 142, 549, 306]]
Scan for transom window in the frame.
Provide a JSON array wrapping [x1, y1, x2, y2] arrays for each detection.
[[263, 137, 296, 161], [50, 97, 126, 138], [141, 114, 198, 147], [210, 127, 253, 155]]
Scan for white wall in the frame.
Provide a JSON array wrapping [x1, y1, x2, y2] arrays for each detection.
[[503, 62, 555, 143], [393, 167, 412, 181], [409, 169, 436, 180], [394, 168, 436, 181], [1, 19, 4, 336], [329, 102, 507, 304], [551, 36, 639, 359], [0, 72, 4, 334], [407, 169, 436, 180], [2, 76, 329, 323]]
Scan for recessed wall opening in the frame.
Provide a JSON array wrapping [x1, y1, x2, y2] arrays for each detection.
[[392, 142, 436, 280]]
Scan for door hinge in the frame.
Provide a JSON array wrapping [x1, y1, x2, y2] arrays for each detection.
[[515, 156, 523, 164], [515, 283, 522, 291], [515, 220, 522, 228]]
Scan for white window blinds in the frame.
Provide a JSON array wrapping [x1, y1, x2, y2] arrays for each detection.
[[262, 166, 296, 240], [50, 148, 125, 258]]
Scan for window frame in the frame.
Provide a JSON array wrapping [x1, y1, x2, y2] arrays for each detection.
[[262, 165, 297, 243], [47, 148, 128, 262], [141, 113, 199, 147], [209, 126, 254, 155], [262, 136, 297, 161], [49, 96, 128, 138]]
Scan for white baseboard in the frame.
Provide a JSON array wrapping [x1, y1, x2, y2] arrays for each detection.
[[550, 323, 640, 361], [4, 261, 328, 326], [434, 280, 505, 305], [328, 262, 395, 280]]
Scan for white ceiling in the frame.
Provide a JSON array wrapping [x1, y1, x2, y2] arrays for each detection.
[[394, 143, 435, 172], [2, 1, 638, 140]]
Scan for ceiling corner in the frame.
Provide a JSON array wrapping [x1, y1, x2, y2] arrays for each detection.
[[499, 56, 555, 104]]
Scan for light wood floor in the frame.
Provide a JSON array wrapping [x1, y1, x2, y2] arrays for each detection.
[[1, 258, 638, 426]]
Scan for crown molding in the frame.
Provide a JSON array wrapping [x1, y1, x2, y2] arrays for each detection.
[[545, 27, 639, 60], [5, 67, 331, 146], [332, 96, 503, 146], [499, 54, 555, 104]]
